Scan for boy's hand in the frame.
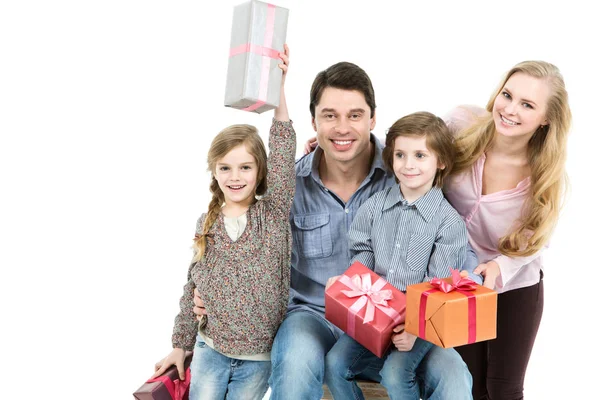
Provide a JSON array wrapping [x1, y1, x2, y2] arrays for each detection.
[[325, 275, 340, 290], [391, 324, 417, 352]]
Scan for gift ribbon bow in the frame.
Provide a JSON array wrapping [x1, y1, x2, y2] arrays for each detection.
[[229, 3, 278, 112], [147, 367, 191, 400], [430, 268, 479, 293], [338, 273, 403, 337], [419, 269, 478, 344]]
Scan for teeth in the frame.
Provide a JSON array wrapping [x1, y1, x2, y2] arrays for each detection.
[[333, 140, 352, 145], [229, 185, 244, 189], [501, 115, 518, 126]]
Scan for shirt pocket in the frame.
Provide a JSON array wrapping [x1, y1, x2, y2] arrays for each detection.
[[405, 233, 434, 272], [293, 213, 333, 259]]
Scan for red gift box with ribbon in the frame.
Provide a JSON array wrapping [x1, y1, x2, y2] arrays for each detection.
[[325, 261, 406, 358], [224, 1, 289, 114], [405, 269, 497, 348], [133, 353, 192, 400]]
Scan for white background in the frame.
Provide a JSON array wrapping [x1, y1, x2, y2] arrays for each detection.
[[1, 1, 597, 399]]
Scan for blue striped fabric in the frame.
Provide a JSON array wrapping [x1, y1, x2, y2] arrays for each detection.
[[349, 184, 468, 291]]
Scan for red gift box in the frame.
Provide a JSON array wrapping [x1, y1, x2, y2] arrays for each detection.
[[325, 261, 406, 358], [133, 353, 192, 400]]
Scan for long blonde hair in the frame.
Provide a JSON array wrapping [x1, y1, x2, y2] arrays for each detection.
[[192, 124, 267, 262], [452, 61, 572, 257]]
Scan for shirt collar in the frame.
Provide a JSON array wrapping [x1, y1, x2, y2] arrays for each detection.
[[382, 184, 444, 223], [297, 133, 388, 181]]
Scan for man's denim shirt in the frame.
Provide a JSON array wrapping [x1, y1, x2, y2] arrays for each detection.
[[287, 134, 395, 316], [287, 134, 482, 318]]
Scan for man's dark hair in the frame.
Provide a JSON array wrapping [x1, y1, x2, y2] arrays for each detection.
[[309, 62, 376, 118]]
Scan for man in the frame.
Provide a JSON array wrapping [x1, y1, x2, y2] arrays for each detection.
[[196, 62, 474, 399]]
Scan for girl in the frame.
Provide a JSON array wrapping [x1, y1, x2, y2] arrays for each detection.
[[152, 46, 295, 400], [445, 61, 571, 399]]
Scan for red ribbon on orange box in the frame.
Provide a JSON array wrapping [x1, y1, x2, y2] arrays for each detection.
[[419, 269, 478, 344], [338, 273, 403, 337], [146, 367, 191, 400]]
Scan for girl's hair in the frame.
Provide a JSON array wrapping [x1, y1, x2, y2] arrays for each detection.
[[192, 124, 267, 262], [452, 61, 572, 257], [382, 111, 455, 188]]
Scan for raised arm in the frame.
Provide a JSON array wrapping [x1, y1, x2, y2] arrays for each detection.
[[264, 44, 296, 213]]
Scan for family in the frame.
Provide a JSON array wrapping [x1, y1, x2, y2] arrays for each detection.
[[151, 45, 572, 400]]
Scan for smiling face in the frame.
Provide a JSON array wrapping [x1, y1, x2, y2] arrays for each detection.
[[393, 135, 443, 202], [312, 87, 376, 165], [214, 144, 258, 210], [493, 72, 551, 140]]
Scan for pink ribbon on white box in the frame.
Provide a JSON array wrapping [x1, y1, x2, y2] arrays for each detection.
[[228, 3, 279, 112], [338, 273, 403, 337]]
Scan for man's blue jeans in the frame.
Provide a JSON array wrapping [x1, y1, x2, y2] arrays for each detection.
[[269, 310, 472, 400], [188, 335, 270, 400], [326, 334, 472, 400]]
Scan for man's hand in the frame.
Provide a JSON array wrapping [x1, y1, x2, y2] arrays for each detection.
[[391, 324, 417, 352], [193, 288, 207, 322], [325, 275, 340, 290], [473, 261, 500, 289]]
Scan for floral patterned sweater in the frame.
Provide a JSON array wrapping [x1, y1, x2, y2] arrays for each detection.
[[171, 119, 296, 355]]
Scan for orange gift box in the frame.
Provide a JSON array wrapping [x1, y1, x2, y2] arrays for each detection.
[[325, 261, 406, 358], [405, 269, 497, 348]]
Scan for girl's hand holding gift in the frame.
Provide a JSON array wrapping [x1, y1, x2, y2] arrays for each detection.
[[152, 347, 186, 381]]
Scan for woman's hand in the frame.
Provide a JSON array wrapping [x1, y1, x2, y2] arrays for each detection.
[[474, 260, 501, 289], [304, 136, 318, 155], [152, 348, 186, 380]]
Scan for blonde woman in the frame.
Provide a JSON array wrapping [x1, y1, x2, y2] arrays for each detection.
[[444, 60, 571, 399]]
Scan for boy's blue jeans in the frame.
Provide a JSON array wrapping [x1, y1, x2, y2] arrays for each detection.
[[325, 334, 437, 400], [188, 334, 270, 400], [269, 310, 472, 400]]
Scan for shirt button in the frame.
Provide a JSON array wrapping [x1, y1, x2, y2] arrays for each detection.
[[395, 244, 401, 248], [389, 270, 395, 275], [324, 188, 329, 192], [345, 208, 349, 214]]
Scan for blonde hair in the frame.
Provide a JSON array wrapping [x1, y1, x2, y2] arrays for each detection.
[[192, 124, 267, 262], [382, 111, 455, 188], [452, 61, 572, 257]]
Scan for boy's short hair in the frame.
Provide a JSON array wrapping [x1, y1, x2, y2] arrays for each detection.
[[382, 111, 455, 187], [309, 62, 376, 118]]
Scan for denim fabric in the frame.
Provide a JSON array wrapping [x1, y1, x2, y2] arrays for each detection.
[[325, 334, 434, 400], [268, 310, 339, 400], [188, 335, 270, 400], [325, 334, 473, 400], [288, 135, 396, 317]]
